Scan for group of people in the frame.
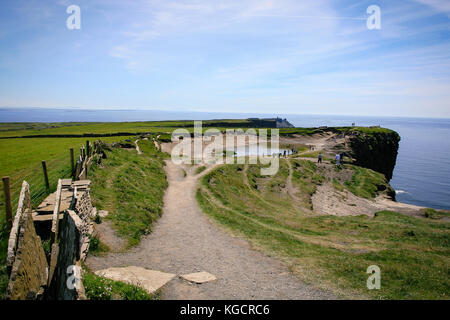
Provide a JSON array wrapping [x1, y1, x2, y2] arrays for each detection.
[[317, 152, 345, 165], [266, 148, 299, 158]]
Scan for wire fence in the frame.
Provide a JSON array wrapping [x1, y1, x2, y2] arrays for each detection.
[[0, 147, 83, 218]]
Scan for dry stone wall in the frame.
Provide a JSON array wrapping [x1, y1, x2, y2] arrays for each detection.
[[6, 182, 49, 300], [6, 181, 31, 274], [50, 210, 86, 300], [6, 141, 106, 300], [6, 180, 97, 300]]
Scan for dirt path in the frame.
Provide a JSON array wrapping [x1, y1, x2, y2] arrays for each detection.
[[87, 160, 335, 299], [285, 159, 301, 202], [134, 139, 142, 155]]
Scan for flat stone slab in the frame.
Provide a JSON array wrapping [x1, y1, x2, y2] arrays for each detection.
[[73, 180, 91, 186], [36, 190, 73, 214], [98, 210, 109, 218], [95, 266, 176, 294], [61, 179, 72, 186], [180, 272, 217, 284], [33, 213, 64, 222]]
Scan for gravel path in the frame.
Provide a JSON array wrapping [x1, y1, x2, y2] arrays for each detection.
[[87, 160, 335, 299], [134, 139, 142, 155]]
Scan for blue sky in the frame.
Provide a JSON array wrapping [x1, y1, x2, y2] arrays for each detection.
[[0, 0, 449, 117]]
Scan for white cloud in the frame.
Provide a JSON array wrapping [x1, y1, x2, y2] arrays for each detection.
[[413, 0, 450, 16]]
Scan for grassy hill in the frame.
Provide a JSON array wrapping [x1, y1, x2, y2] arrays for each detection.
[[197, 159, 449, 299]]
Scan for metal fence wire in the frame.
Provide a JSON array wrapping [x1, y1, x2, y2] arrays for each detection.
[[0, 147, 82, 218]]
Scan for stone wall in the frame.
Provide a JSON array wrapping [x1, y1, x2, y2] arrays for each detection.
[[5, 141, 106, 300], [6, 180, 96, 300], [74, 187, 95, 261], [47, 186, 95, 300], [6, 181, 31, 274], [6, 181, 49, 300], [49, 210, 86, 300]]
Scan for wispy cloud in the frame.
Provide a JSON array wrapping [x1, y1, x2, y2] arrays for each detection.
[[413, 0, 450, 16]]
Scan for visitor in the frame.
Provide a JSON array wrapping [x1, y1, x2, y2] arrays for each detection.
[[336, 153, 341, 166], [318, 153, 322, 163]]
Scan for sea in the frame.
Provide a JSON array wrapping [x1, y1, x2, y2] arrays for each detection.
[[1, 108, 449, 210]]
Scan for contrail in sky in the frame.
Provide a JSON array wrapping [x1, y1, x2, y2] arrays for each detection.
[[247, 14, 367, 21]]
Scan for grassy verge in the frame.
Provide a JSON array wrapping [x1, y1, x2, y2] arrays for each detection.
[[195, 166, 207, 175], [83, 271, 159, 300], [424, 208, 450, 220], [344, 165, 394, 199], [197, 160, 449, 299], [88, 234, 110, 256], [89, 139, 168, 248]]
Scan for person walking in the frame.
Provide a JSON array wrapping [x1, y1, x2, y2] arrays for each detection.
[[335, 153, 341, 166], [318, 153, 323, 163]]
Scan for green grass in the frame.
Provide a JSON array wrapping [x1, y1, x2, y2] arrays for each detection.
[[0, 135, 132, 299], [344, 165, 394, 199], [88, 234, 110, 256], [137, 138, 169, 159], [0, 119, 270, 138], [0, 121, 187, 138], [423, 208, 450, 220], [83, 271, 158, 300], [89, 140, 168, 248], [0, 136, 133, 214], [0, 121, 397, 139], [197, 160, 450, 299], [195, 166, 207, 175]]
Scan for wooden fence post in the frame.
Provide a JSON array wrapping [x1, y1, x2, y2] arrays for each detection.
[[2, 176, 12, 230], [70, 148, 75, 177], [74, 160, 81, 181], [86, 140, 90, 158], [41, 161, 50, 191]]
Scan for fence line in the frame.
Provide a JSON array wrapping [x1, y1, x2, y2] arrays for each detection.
[[1, 144, 85, 219]]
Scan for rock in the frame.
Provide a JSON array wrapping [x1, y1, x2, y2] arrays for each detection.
[[180, 272, 217, 284], [98, 210, 109, 218], [7, 209, 48, 300], [95, 266, 176, 294]]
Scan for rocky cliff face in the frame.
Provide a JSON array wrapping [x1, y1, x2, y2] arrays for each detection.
[[347, 128, 400, 181]]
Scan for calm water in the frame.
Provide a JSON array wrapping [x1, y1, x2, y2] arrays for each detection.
[[1, 108, 449, 210]]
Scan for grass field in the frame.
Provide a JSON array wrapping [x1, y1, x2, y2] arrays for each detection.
[[0, 119, 266, 138], [0, 120, 397, 139], [0, 124, 139, 299], [0, 136, 134, 216], [197, 160, 450, 299], [0, 135, 168, 298]]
